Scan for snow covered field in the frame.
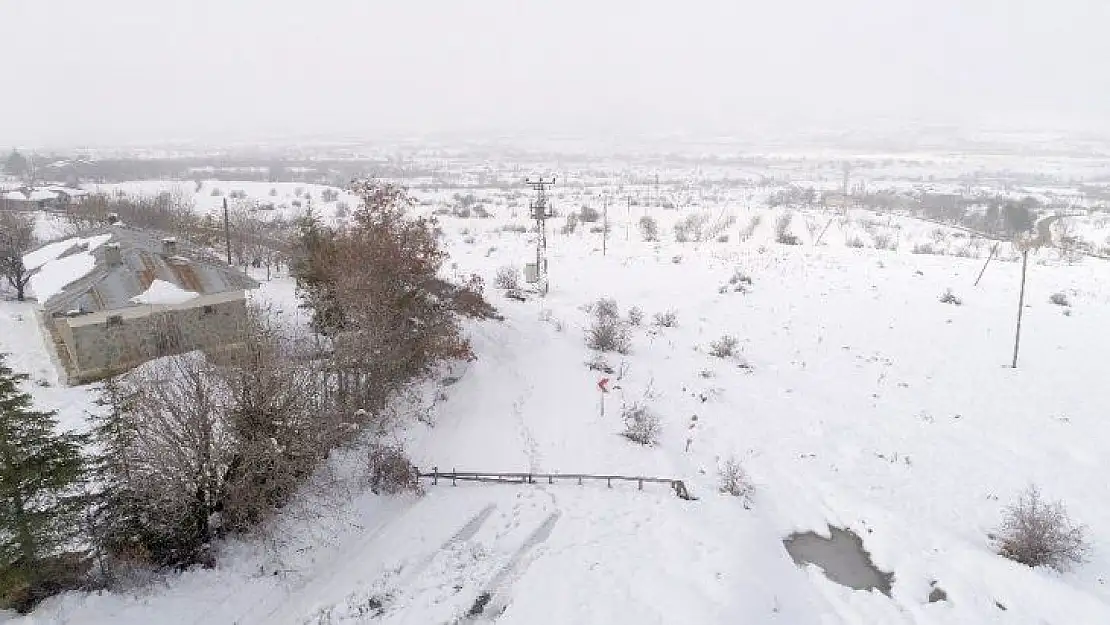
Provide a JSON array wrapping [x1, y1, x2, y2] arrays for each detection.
[[7, 194, 1110, 624]]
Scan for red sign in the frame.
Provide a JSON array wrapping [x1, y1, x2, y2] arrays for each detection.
[[597, 378, 610, 393]]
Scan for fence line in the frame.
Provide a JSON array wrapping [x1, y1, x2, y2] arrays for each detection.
[[418, 467, 696, 500]]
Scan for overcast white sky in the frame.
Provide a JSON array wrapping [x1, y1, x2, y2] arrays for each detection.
[[2, 0, 1108, 147]]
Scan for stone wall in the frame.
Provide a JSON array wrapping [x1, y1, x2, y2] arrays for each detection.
[[65, 298, 250, 383]]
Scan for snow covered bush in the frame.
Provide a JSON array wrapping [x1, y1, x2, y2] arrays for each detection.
[[775, 212, 800, 245], [579, 205, 601, 223], [321, 188, 339, 202], [561, 212, 579, 234], [621, 403, 660, 446], [939, 289, 962, 305], [367, 442, 421, 495], [709, 335, 739, 358], [652, 310, 679, 328], [587, 298, 631, 354], [995, 485, 1088, 572], [627, 306, 644, 326], [845, 235, 866, 248], [739, 215, 762, 241], [1050, 292, 1070, 307], [495, 265, 520, 291], [718, 457, 754, 507], [728, 268, 753, 293], [639, 216, 659, 241], [913, 243, 938, 255], [873, 232, 897, 250]]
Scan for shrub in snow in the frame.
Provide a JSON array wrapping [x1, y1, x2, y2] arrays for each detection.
[[1049, 292, 1070, 307], [589, 225, 607, 234], [709, 335, 739, 358], [873, 232, 897, 250], [775, 212, 800, 245], [845, 235, 866, 248], [494, 265, 520, 291], [716, 234, 730, 243], [621, 402, 660, 445], [718, 457, 754, 507], [294, 187, 304, 198], [586, 353, 613, 373], [939, 289, 962, 306], [229, 189, 247, 200], [367, 442, 421, 495], [739, 215, 762, 241], [587, 298, 631, 354], [728, 268, 753, 293], [995, 485, 1088, 572], [652, 310, 678, 328], [501, 224, 528, 233], [913, 243, 938, 255], [561, 213, 579, 235], [321, 188, 339, 202], [639, 216, 659, 242], [579, 205, 601, 223], [269, 188, 277, 196], [210, 187, 223, 196], [335, 201, 350, 219], [627, 306, 644, 326]]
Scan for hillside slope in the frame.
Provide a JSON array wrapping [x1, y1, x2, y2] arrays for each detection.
[[15, 207, 1110, 624]]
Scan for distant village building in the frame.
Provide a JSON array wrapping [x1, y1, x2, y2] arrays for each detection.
[[0, 186, 88, 211], [23, 223, 259, 384]]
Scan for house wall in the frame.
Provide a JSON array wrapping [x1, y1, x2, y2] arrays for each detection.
[[64, 296, 250, 383]]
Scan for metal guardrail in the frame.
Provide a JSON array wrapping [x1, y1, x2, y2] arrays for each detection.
[[419, 468, 697, 500]]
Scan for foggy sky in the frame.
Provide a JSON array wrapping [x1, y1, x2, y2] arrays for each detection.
[[3, 0, 1108, 148]]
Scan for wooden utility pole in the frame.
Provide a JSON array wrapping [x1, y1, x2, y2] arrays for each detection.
[[1011, 248, 1029, 368], [222, 197, 232, 265], [602, 195, 609, 256]]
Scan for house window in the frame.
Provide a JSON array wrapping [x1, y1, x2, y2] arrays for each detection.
[[202, 305, 215, 315], [107, 314, 123, 326]]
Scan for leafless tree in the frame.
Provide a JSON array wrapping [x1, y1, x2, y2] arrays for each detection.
[[0, 211, 37, 300]]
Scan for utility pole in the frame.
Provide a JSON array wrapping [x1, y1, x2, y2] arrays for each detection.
[[625, 195, 631, 241], [525, 176, 556, 296], [602, 195, 609, 256], [222, 197, 232, 266], [1011, 247, 1030, 368]]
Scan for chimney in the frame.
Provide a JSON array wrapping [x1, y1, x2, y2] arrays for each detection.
[[162, 237, 177, 255], [104, 242, 121, 266], [106, 212, 120, 225]]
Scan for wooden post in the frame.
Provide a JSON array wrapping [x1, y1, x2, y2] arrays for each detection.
[[1012, 248, 1029, 368], [223, 197, 232, 266], [607, 478, 612, 488], [548, 475, 553, 484], [974, 242, 999, 286], [451, 468, 457, 487], [638, 479, 643, 491], [603, 196, 609, 256], [433, 466, 439, 486]]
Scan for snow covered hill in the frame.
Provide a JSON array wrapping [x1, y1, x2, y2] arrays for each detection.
[[10, 200, 1110, 624]]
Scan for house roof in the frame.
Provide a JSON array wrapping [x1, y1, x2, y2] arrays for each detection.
[[25, 225, 259, 316]]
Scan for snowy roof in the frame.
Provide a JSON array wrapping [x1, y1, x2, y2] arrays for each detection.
[[3, 190, 25, 200], [23, 225, 259, 316], [27, 189, 59, 201]]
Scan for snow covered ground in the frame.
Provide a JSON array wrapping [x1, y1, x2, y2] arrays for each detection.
[[8, 197, 1110, 624]]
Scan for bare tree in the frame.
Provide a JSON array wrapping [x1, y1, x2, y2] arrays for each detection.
[[0, 211, 36, 301]]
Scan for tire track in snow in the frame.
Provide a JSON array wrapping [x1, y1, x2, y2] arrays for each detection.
[[292, 503, 498, 625], [457, 510, 562, 624]]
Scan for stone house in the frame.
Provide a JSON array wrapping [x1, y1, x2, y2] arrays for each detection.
[[25, 224, 259, 384]]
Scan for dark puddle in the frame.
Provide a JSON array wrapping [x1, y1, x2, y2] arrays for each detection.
[[783, 526, 894, 596]]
